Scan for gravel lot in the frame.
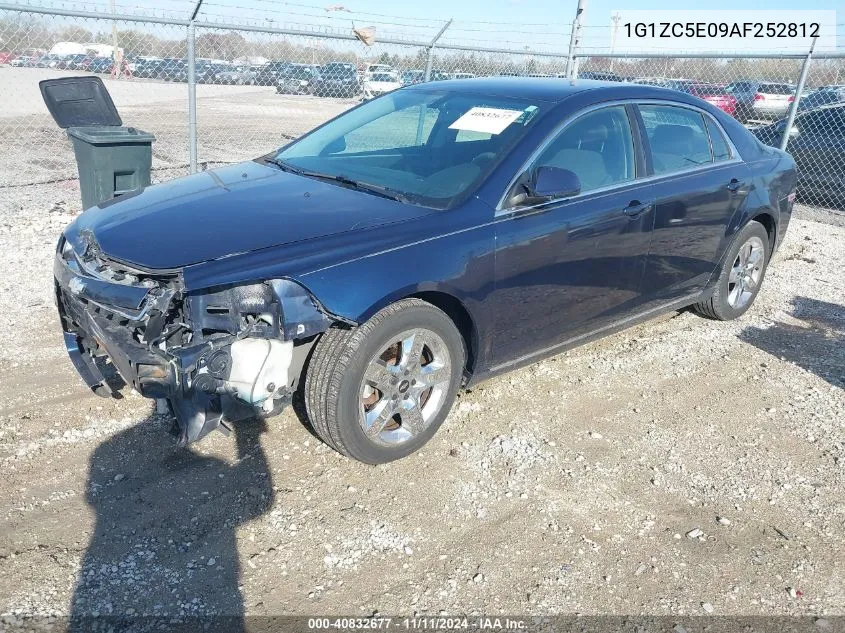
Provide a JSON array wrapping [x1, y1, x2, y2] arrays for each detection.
[[0, 67, 844, 626], [0, 67, 353, 189], [0, 182, 843, 623]]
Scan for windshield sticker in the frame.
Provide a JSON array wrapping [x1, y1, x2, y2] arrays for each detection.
[[449, 107, 524, 135]]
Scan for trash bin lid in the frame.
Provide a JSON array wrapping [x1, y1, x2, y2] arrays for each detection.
[[67, 126, 156, 145], [40, 76, 122, 128]]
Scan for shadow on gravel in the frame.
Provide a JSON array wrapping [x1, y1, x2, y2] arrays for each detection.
[[69, 412, 273, 632], [739, 296, 845, 390]]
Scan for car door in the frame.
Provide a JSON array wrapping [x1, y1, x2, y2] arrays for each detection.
[[636, 103, 750, 305], [490, 104, 656, 367], [786, 107, 845, 197]]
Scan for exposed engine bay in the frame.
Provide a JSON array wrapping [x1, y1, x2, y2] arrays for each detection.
[[54, 233, 333, 444]]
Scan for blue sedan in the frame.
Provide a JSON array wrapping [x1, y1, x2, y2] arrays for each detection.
[[55, 78, 797, 463]]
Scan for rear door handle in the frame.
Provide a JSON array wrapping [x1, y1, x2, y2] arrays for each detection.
[[726, 178, 748, 193], [623, 200, 652, 218]]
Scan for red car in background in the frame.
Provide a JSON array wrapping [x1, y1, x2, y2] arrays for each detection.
[[666, 80, 737, 116], [0, 51, 15, 65]]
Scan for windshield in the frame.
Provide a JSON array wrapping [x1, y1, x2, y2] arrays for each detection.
[[274, 89, 547, 209]]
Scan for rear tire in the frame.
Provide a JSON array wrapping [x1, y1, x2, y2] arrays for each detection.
[[304, 299, 465, 464], [694, 220, 770, 321]]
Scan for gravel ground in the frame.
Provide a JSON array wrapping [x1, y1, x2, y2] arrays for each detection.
[[0, 176, 843, 625], [0, 66, 844, 626]]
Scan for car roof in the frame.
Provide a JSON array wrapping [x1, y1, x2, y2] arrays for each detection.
[[404, 77, 698, 104]]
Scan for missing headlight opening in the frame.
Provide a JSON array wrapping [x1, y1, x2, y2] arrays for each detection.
[[55, 243, 332, 445]]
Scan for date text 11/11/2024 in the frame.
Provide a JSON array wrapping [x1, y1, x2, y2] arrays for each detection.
[[307, 617, 528, 630]]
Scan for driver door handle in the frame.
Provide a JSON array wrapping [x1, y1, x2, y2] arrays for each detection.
[[623, 200, 652, 218]]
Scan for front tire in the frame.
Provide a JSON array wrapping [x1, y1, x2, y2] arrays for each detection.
[[694, 220, 770, 320], [304, 299, 465, 464]]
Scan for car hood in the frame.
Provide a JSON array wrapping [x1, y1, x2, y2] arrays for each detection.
[[64, 160, 430, 270]]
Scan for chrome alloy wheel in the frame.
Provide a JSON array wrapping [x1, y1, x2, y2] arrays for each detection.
[[359, 328, 452, 446], [728, 235, 765, 309]]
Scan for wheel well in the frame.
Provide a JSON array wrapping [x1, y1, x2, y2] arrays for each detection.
[[750, 212, 776, 251], [410, 291, 477, 378]]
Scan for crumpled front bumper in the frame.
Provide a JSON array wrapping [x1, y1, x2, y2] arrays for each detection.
[[54, 237, 333, 444], [54, 250, 177, 399]]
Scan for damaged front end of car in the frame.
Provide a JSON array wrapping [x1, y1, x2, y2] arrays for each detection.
[[54, 232, 332, 445]]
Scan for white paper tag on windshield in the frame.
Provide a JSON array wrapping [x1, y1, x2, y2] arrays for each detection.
[[449, 107, 524, 135]]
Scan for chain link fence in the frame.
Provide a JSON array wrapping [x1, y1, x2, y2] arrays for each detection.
[[1, 2, 843, 216]]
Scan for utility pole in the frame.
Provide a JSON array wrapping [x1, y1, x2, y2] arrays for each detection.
[[109, 0, 120, 79], [780, 36, 817, 152], [609, 12, 621, 73], [187, 0, 205, 173], [566, 0, 586, 80], [416, 19, 451, 145]]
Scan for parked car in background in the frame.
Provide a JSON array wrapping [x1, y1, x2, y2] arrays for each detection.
[[54, 78, 795, 463], [665, 81, 737, 116], [753, 103, 844, 204], [255, 61, 291, 86], [10, 55, 39, 67], [0, 51, 16, 65], [58, 54, 88, 70], [450, 72, 476, 80], [132, 57, 164, 78], [316, 62, 360, 97], [578, 71, 622, 81], [129, 57, 183, 80], [635, 77, 669, 86], [428, 69, 451, 82], [193, 61, 230, 84], [401, 69, 425, 86], [724, 80, 796, 123], [74, 55, 96, 71], [49, 55, 72, 69], [216, 65, 259, 85], [87, 57, 114, 74], [158, 58, 188, 81], [36, 55, 62, 68], [276, 64, 321, 94], [362, 71, 402, 99], [363, 63, 394, 79], [797, 85, 845, 112]]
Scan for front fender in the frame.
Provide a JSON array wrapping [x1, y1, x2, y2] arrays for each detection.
[[181, 201, 495, 326]]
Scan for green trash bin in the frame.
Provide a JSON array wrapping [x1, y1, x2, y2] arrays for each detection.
[[66, 126, 155, 210], [39, 76, 156, 209]]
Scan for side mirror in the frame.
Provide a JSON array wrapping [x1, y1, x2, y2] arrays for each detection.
[[511, 166, 581, 207]]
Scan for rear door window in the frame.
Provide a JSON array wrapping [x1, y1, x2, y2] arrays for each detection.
[[705, 118, 732, 161], [639, 105, 714, 174]]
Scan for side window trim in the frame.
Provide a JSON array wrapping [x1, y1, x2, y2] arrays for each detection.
[[630, 103, 654, 176], [625, 102, 648, 179]]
